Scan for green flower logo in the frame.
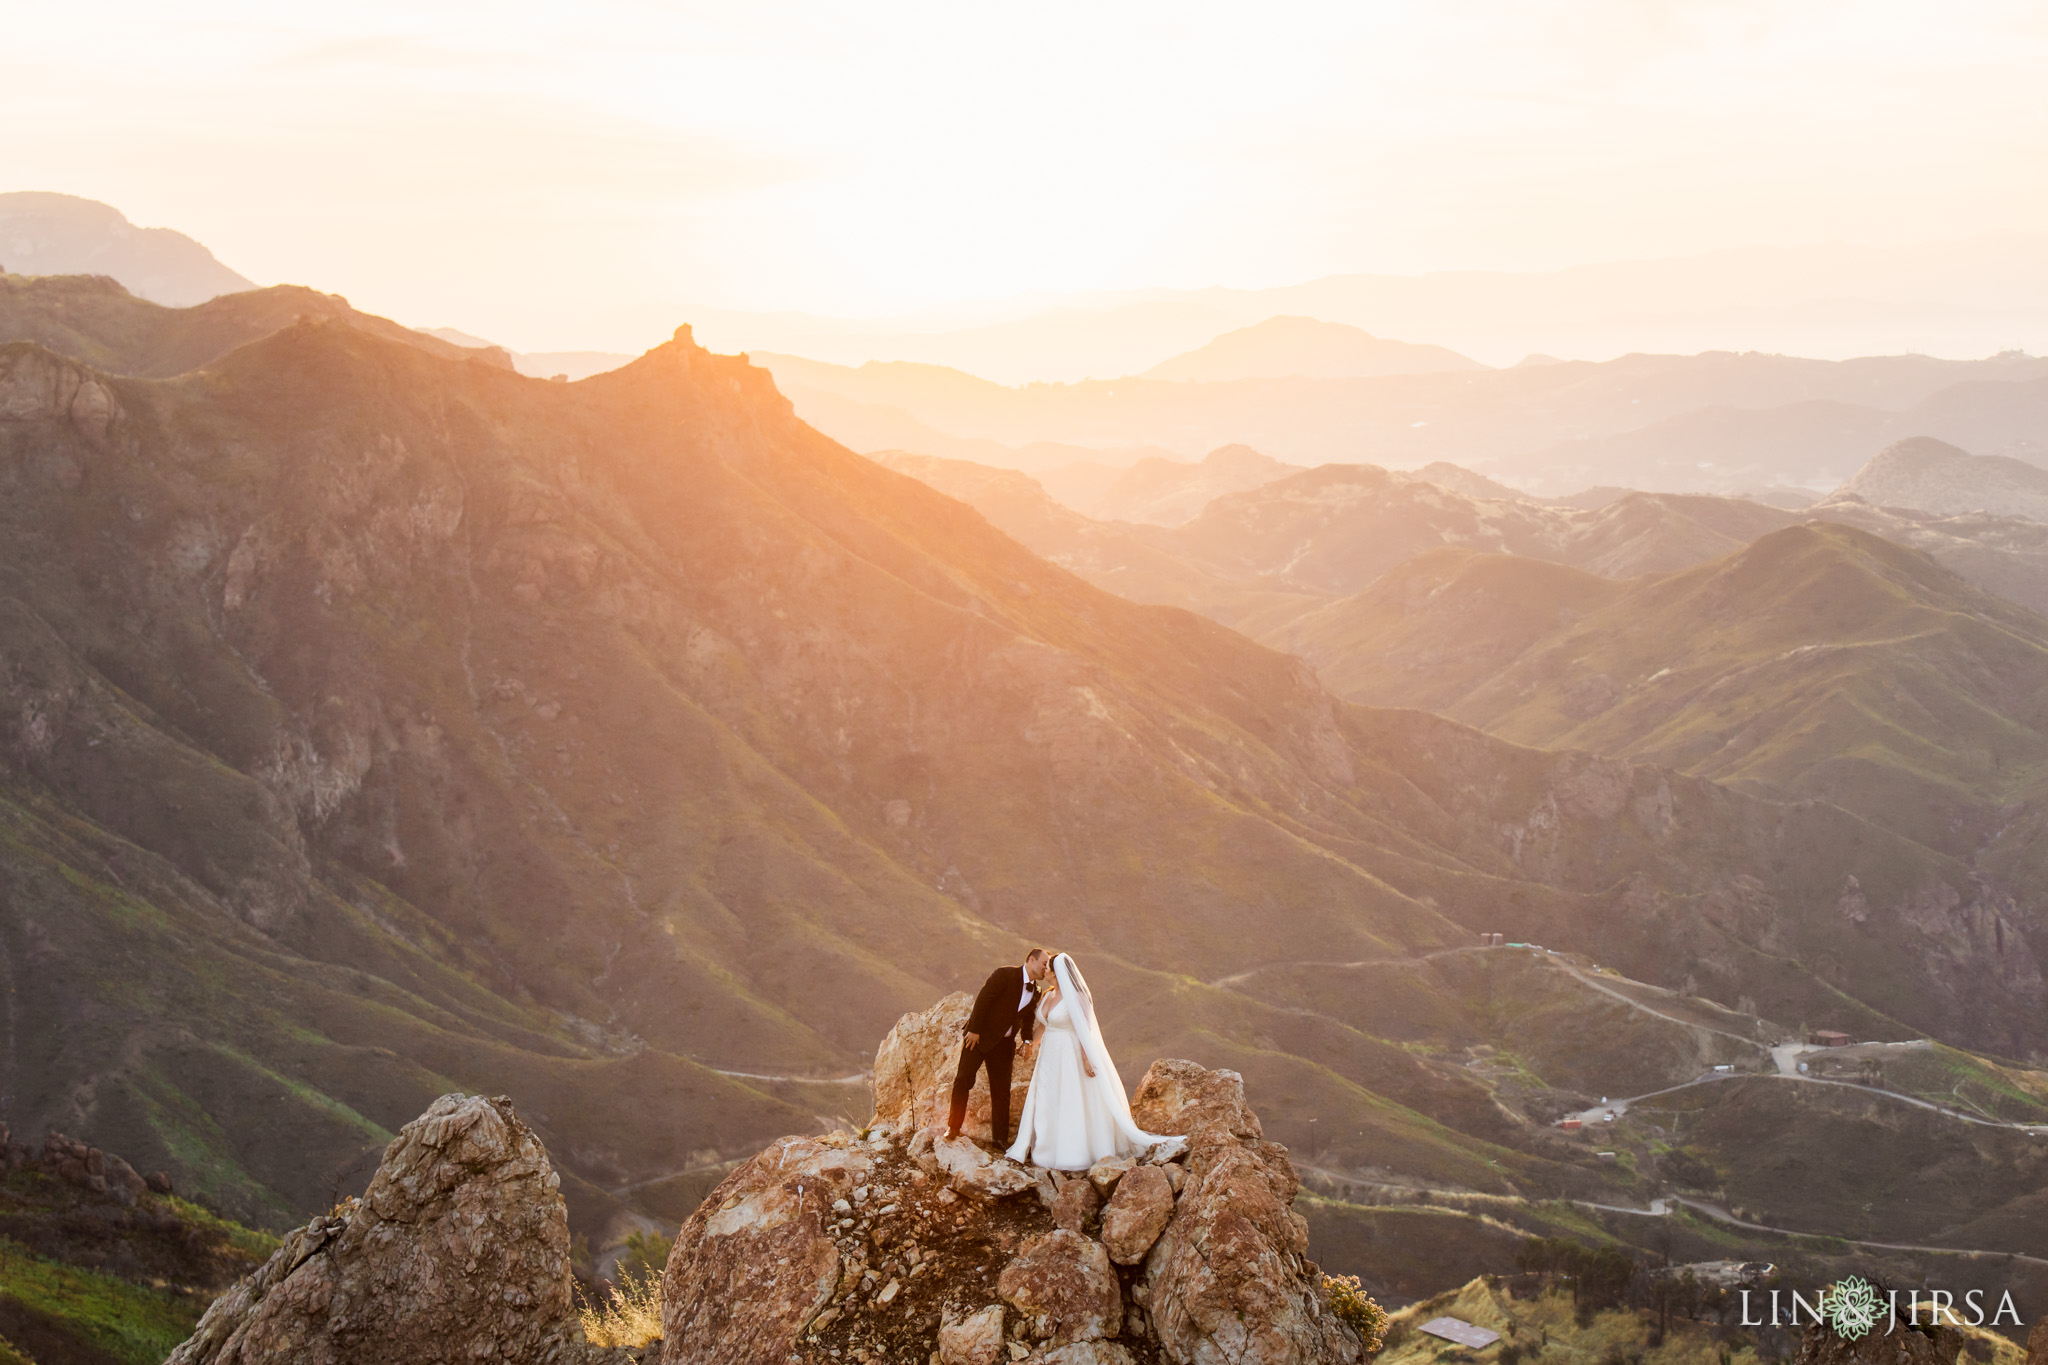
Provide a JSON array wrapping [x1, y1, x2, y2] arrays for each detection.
[[1826, 1277, 1883, 1340]]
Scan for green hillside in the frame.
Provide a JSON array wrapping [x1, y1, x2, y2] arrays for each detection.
[[1294, 524, 2048, 883]]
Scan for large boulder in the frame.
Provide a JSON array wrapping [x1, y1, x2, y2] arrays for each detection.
[[659, 1134, 875, 1364], [1131, 1062, 1366, 1365], [872, 992, 1039, 1143], [997, 1228, 1123, 1345], [166, 1093, 583, 1365], [1098, 1164, 1173, 1266]]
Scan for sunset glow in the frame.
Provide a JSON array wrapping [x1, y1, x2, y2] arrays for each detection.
[[8, 1, 2048, 356]]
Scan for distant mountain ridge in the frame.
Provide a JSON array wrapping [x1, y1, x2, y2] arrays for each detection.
[[0, 272, 515, 376], [0, 192, 254, 306], [1142, 315, 1485, 382], [760, 346, 2048, 497], [881, 445, 2048, 630]]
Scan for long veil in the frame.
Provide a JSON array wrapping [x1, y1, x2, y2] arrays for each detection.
[[1053, 952, 1169, 1151]]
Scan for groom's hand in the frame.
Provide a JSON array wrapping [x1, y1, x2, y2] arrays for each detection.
[[964, 1031, 980, 1049]]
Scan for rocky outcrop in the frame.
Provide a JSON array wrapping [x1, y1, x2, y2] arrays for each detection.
[[1130, 1061, 1363, 1365], [168, 1093, 595, 1365], [38, 1131, 148, 1205], [658, 999, 1369, 1365]]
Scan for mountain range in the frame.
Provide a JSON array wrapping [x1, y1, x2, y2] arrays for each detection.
[[883, 444, 2048, 627], [6, 268, 2043, 1271], [760, 347, 2048, 497], [690, 230, 2048, 383], [0, 192, 254, 307]]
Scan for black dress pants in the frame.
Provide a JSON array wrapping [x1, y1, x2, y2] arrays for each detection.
[[948, 1035, 1016, 1143]]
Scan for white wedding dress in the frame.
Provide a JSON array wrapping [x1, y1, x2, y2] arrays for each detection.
[[1006, 954, 1169, 1171]]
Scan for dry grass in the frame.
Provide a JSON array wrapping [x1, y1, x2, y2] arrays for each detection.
[[580, 1269, 664, 1350]]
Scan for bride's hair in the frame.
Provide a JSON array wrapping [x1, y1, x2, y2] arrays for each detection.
[[1054, 952, 1092, 1008]]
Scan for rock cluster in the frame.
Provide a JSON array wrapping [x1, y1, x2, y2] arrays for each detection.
[[168, 1093, 618, 1365], [0, 1123, 166, 1205], [659, 996, 1366, 1365]]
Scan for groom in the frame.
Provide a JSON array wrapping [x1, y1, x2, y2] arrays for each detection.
[[946, 948, 1050, 1147]]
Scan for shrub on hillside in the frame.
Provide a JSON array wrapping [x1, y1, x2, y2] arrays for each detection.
[[1320, 1273, 1388, 1352]]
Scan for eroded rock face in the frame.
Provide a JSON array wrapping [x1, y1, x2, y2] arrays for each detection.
[[659, 1134, 874, 1364], [167, 1093, 581, 1365], [1132, 1064, 1365, 1365], [998, 1229, 1123, 1346], [873, 992, 1040, 1143]]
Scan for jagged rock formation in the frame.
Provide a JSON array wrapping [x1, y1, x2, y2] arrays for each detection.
[[168, 1093, 606, 1365], [660, 997, 1367, 1364]]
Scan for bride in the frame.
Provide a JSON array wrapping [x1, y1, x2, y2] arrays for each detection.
[[1005, 952, 1171, 1170]]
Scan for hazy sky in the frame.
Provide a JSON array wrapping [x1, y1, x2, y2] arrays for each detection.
[[7, 1, 2048, 351]]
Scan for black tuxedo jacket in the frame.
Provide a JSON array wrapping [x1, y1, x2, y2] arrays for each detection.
[[964, 965, 1040, 1048]]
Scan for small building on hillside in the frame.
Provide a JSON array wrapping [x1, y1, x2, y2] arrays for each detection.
[[1808, 1029, 1852, 1047]]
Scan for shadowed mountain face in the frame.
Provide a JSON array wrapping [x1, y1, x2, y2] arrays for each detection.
[[3, 281, 2044, 1250], [0, 192, 255, 307]]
